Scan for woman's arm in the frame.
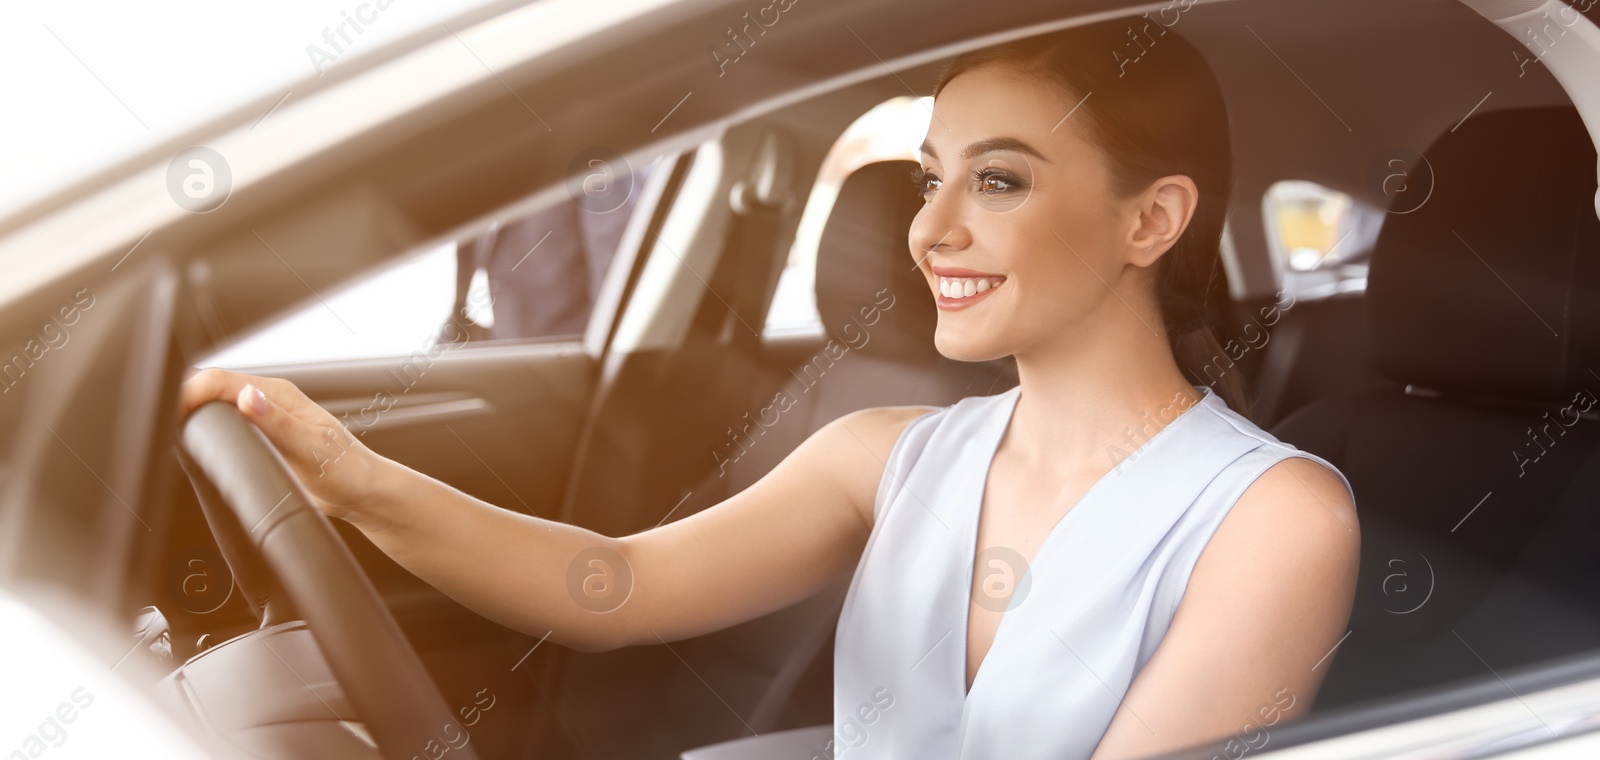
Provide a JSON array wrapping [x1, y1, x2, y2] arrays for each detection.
[[178, 368, 929, 653], [1088, 456, 1361, 760], [348, 404, 925, 651]]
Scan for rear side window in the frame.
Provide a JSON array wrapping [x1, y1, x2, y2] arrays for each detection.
[[764, 96, 932, 336], [1262, 179, 1383, 301]]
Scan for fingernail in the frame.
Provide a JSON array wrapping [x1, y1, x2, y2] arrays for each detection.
[[243, 384, 267, 415]]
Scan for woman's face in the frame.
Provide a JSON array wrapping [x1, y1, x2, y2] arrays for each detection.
[[909, 65, 1180, 363]]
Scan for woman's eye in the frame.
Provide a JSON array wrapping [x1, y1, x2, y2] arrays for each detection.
[[973, 168, 1022, 195], [911, 168, 941, 199]]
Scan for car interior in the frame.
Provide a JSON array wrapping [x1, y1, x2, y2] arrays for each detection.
[[2, 0, 1599, 758]]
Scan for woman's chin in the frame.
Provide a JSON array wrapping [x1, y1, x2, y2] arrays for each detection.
[[933, 328, 1010, 363]]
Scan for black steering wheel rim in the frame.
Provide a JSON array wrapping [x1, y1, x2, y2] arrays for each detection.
[[177, 400, 479, 760]]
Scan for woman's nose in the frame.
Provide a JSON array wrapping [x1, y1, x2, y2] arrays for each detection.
[[908, 195, 970, 266]]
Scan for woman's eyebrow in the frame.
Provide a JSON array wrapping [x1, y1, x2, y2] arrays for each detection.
[[918, 136, 1052, 164]]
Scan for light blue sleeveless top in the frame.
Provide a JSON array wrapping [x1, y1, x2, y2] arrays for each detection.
[[829, 384, 1354, 759]]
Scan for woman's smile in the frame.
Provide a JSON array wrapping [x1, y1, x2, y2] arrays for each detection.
[[933, 265, 1007, 310]]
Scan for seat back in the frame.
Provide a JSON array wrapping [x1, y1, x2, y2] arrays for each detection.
[[1273, 106, 1600, 710]]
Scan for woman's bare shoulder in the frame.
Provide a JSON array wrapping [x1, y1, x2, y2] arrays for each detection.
[[823, 405, 940, 451], [801, 405, 941, 527]]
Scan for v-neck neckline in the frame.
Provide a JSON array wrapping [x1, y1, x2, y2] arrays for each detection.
[[958, 384, 1216, 701]]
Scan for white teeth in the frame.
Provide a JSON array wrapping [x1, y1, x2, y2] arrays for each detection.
[[938, 276, 1004, 300]]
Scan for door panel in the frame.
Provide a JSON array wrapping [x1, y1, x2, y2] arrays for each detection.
[[273, 342, 594, 526]]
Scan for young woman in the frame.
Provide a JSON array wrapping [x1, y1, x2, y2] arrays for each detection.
[[180, 19, 1358, 760]]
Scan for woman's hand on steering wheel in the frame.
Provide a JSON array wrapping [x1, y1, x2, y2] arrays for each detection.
[[178, 367, 385, 524]]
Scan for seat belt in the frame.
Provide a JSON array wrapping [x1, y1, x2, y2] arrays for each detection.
[[686, 192, 783, 349], [1251, 309, 1309, 425], [686, 131, 792, 349]]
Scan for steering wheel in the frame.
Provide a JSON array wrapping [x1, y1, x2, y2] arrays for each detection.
[[177, 400, 480, 760]]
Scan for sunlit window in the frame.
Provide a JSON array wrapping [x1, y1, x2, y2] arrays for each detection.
[[202, 243, 459, 368]]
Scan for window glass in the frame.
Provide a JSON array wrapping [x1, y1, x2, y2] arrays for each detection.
[[764, 96, 933, 335], [1262, 179, 1383, 300], [205, 157, 659, 368], [202, 242, 461, 367]]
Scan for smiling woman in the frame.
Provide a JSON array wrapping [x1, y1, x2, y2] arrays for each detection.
[[844, 17, 1358, 759]]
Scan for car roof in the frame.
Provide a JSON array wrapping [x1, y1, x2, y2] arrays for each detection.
[[0, 0, 1585, 319]]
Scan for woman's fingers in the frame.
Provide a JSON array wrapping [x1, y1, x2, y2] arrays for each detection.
[[182, 369, 330, 456], [177, 367, 380, 520], [179, 367, 260, 422]]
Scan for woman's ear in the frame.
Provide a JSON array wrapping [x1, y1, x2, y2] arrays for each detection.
[[1124, 175, 1199, 268]]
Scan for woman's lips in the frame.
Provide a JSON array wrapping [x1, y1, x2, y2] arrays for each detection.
[[935, 274, 1005, 310]]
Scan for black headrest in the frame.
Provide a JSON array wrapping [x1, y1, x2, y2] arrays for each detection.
[[815, 160, 939, 362], [1367, 106, 1600, 403]]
